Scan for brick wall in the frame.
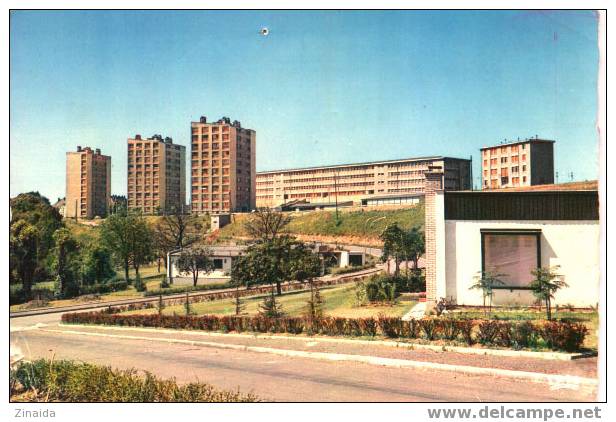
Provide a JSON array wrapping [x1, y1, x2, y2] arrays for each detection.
[[424, 167, 443, 305]]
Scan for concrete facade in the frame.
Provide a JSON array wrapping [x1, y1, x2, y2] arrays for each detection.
[[256, 156, 471, 208], [65, 146, 111, 219], [481, 138, 555, 190], [425, 185, 600, 308], [190, 116, 256, 214], [127, 135, 186, 215], [443, 219, 600, 307]]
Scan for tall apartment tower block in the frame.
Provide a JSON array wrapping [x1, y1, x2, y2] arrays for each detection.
[[190, 116, 256, 213], [481, 138, 555, 190], [127, 135, 186, 215], [65, 146, 111, 219]]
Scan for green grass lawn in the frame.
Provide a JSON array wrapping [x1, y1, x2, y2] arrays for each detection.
[[450, 308, 599, 350], [123, 283, 417, 318], [10, 265, 167, 312]]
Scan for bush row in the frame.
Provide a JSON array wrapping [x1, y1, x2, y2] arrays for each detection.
[[62, 312, 588, 352], [329, 264, 375, 275], [144, 282, 230, 297], [10, 359, 258, 402], [79, 280, 130, 295]]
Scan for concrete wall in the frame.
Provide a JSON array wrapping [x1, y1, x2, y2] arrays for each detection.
[[443, 220, 600, 307]]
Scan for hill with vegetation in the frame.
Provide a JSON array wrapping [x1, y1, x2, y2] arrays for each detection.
[[62, 205, 423, 248], [217, 204, 424, 246]]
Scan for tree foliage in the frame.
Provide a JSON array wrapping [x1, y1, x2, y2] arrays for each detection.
[[51, 228, 80, 298], [244, 208, 291, 241], [100, 211, 153, 283], [176, 247, 214, 287], [231, 237, 320, 295], [81, 245, 116, 285], [529, 266, 568, 320], [380, 223, 425, 276], [470, 271, 506, 316], [10, 192, 63, 283], [153, 210, 204, 269], [9, 220, 40, 299]]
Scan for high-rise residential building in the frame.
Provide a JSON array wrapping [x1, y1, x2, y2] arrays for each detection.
[[481, 138, 555, 190], [127, 135, 186, 215], [65, 146, 111, 219], [255, 156, 471, 208], [190, 116, 256, 213]]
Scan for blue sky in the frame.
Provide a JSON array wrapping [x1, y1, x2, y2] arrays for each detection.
[[10, 10, 599, 201]]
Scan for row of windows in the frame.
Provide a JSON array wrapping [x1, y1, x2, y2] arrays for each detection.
[[482, 144, 527, 157]]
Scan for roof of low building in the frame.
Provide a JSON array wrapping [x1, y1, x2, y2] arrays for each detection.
[[474, 180, 598, 193]]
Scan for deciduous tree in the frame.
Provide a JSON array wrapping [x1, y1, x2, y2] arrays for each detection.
[[244, 208, 291, 241], [51, 228, 80, 298], [9, 220, 39, 299], [176, 247, 214, 287]]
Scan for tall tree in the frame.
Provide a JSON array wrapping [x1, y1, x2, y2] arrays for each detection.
[[9, 220, 39, 299], [402, 226, 425, 273], [10, 192, 63, 282], [127, 213, 154, 282], [81, 245, 116, 285], [153, 210, 203, 271], [231, 237, 320, 295], [380, 223, 405, 276], [100, 211, 153, 284], [244, 208, 291, 241], [175, 247, 214, 287], [51, 228, 80, 298], [100, 212, 133, 282]]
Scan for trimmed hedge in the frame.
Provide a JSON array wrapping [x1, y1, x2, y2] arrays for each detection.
[[11, 359, 258, 402], [62, 311, 588, 352], [144, 282, 230, 297], [329, 264, 375, 275]]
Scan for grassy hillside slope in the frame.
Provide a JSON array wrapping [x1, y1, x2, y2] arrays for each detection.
[[217, 204, 424, 245]]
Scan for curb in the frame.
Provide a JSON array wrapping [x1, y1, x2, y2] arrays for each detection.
[[59, 323, 593, 361], [41, 327, 598, 389]]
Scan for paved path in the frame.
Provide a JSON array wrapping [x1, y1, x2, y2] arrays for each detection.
[[10, 313, 597, 402]]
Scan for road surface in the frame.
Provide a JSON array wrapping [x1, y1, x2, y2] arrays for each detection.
[[10, 313, 595, 402]]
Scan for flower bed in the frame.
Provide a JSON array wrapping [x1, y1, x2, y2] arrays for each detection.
[[62, 311, 588, 353]]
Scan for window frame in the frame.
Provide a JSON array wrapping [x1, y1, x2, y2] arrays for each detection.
[[480, 229, 541, 290]]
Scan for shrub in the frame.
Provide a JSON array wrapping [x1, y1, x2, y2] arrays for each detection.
[[539, 321, 588, 352], [378, 316, 403, 338], [401, 319, 420, 339], [361, 274, 400, 303], [477, 320, 501, 345], [330, 263, 375, 275], [418, 318, 440, 340], [60, 311, 588, 352], [11, 359, 257, 402], [509, 321, 536, 350], [79, 280, 129, 295], [440, 319, 461, 341], [133, 275, 147, 292], [144, 282, 230, 297], [457, 319, 475, 345]]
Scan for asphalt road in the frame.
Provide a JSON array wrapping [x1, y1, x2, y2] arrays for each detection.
[[10, 313, 595, 402]]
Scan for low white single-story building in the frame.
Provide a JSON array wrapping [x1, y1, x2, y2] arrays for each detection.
[[167, 245, 245, 286], [424, 168, 600, 308], [167, 243, 368, 286]]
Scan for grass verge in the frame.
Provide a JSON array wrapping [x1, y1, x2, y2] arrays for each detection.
[[10, 359, 257, 402]]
